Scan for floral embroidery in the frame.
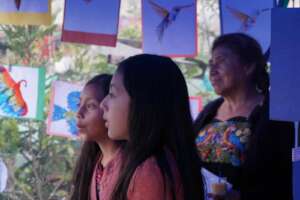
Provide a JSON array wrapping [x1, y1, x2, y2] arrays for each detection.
[[196, 121, 251, 166]]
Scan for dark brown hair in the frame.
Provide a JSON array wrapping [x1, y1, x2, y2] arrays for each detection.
[[111, 54, 204, 200]]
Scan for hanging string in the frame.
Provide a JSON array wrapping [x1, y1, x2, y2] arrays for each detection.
[[293, 0, 295, 7]]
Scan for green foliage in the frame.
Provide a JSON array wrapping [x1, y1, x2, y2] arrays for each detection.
[[0, 23, 115, 200], [0, 118, 20, 154]]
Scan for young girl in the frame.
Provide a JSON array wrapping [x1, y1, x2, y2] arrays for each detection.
[[101, 54, 204, 200], [70, 74, 123, 200]]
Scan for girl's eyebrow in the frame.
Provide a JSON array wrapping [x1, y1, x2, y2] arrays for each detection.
[[80, 96, 99, 103], [213, 55, 225, 60]]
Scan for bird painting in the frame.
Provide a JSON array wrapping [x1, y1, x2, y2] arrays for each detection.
[[226, 5, 270, 32], [148, 0, 194, 42], [14, 0, 22, 10], [0, 66, 28, 117]]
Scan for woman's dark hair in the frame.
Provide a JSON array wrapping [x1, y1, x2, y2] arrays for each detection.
[[212, 33, 269, 94], [111, 54, 204, 200], [70, 74, 112, 200]]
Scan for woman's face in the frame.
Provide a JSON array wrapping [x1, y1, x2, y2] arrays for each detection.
[[76, 85, 107, 141], [209, 46, 247, 96], [101, 72, 130, 141]]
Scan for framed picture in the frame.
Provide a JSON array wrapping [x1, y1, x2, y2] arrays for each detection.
[[189, 96, 203, 120], [47, 81, 82, 138], [142, 0, 198, 57], [62, 0, 121, 46], [0, 0, 51, 25], [270, 9, 300, 122], [0, 65, 45, 120], [219, 0, 275, 52]]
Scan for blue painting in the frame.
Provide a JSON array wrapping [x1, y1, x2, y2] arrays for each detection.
[[52, 91, 80, 136], [47, 81, 83, 138], [63, 0, 120, 35], [0, 0, 48, 13], [270, 9, 300, 122], [220, 0, 275, 52], [142, 0, 197, 57]]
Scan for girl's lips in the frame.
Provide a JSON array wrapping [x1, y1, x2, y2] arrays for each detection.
[[76, 123, 85, 130]]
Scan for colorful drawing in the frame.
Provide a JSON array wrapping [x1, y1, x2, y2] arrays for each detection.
[[47, 81, 83, 138], [62, 0, 121, 47], [0, 65, 45, 120], [142, 0, 197, 57], [0, 66, 28, 117], [0, 0, 51, 25], [219, 0, 274, 52], [52, 91, 80, 135]]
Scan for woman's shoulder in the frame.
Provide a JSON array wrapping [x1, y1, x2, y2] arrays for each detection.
[[135, 156, 161, 176], [194, 97, 224, 131], [131, 151, 176, 183], [127, 156, 165, 199], [128, 152, 183, 200]]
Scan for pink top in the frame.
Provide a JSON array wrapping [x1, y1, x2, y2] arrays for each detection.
[[90, 149, 183, 200], [90, 148, 122, 200]]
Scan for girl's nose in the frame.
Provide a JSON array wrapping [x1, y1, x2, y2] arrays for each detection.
[[100, 95, 108, 111]]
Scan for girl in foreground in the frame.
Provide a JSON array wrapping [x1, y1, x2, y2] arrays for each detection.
[[101, 54, 204, 200]]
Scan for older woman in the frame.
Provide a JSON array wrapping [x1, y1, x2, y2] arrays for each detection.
[[195, 33, 294, 200]]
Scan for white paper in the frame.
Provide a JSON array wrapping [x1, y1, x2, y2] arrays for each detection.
[[201, 168, 233, 200], [0, 158, 8, 193]]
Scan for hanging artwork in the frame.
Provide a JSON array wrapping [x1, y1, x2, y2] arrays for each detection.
[[62, 0, 121, 46], [219, 0, 275, 52], [270, 8, 300, 122], [270, 9, 300, 200], [142, 0, 197, 57], [0, 65, 45, 120], [0, 0, 51, 25], [47, 81, 83, 138], [0, 158, 7, 193], [189, 96, 203, 120]]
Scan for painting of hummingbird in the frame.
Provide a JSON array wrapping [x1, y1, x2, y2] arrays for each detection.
[[148, 0, 194, 42], [14, 0, 21, 10], [226, 5, 270, 32]]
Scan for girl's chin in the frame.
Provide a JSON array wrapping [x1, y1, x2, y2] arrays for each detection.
[[78, 133, 87, 141]]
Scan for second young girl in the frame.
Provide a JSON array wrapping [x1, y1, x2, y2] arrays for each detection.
[[70, 74, 123, 200]]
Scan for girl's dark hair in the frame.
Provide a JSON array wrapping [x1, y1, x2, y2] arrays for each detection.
[[111, 54, 204, 200], [70, 74, 112, 200], [212, 33, 269, 94]]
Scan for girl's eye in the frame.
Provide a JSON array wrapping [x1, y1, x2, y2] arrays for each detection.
[[109, 92, 115, 98], [217, 58, 226, 64], [86, 103, 97, 110]]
